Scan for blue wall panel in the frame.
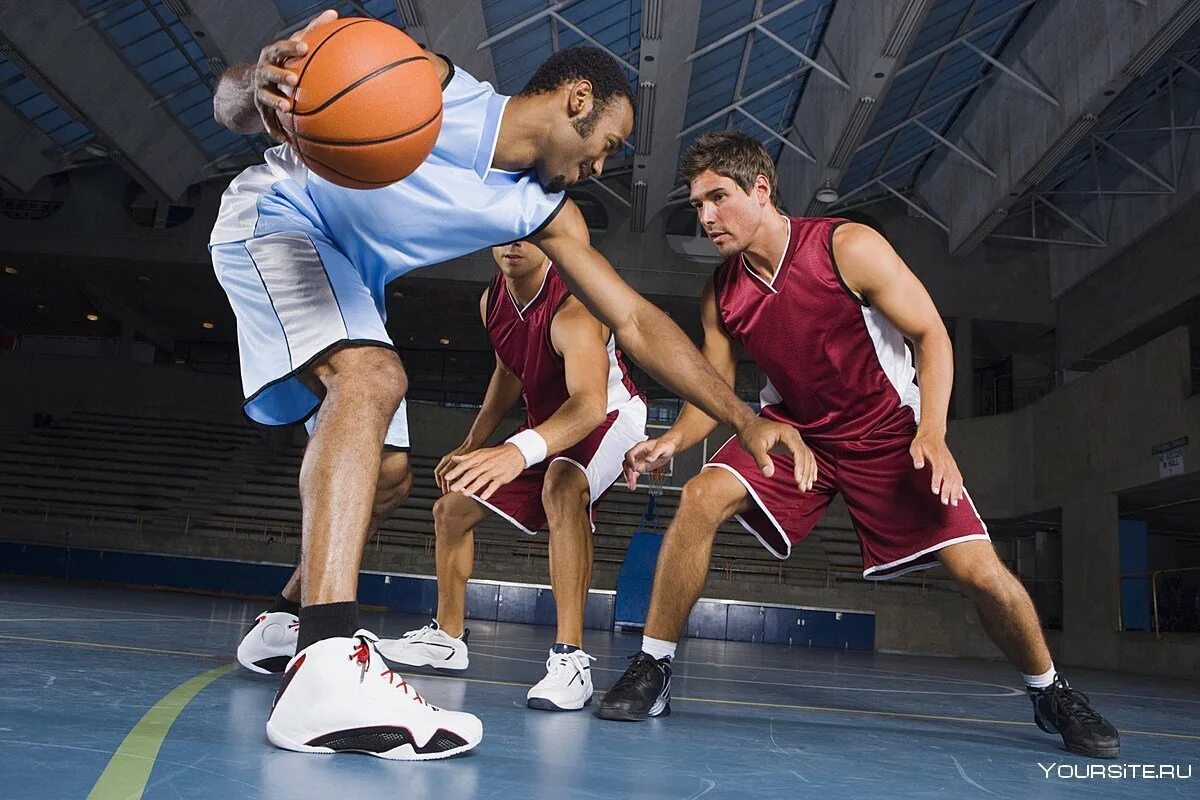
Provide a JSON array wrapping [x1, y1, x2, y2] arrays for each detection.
[[0, 543, 870, 649]]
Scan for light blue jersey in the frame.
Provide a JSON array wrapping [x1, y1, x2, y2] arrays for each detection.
[[209, 61, 565, 431]]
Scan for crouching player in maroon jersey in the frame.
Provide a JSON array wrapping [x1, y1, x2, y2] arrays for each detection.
[[378, 240, 646, 712], [598, 131, 1119, 759]]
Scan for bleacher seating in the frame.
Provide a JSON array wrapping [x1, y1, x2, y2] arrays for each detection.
[[0, 409, 944, 594]]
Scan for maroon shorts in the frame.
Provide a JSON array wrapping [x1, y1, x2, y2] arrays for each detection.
[[705, 424, 989, 580], [469, 399, 647, 535]]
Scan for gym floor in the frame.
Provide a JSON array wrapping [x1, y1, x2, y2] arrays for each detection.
[[1, 578, 1195, 799]]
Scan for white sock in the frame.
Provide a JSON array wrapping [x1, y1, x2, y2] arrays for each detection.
[[1021, 663, 1056, 690], [641, 636, 676, 661]]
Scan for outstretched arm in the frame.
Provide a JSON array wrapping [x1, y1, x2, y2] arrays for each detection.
[[445, 298, 611, 499], [534, 201, 754, 430], [834, 222, 961, 506], [534, 200, 816, 489]]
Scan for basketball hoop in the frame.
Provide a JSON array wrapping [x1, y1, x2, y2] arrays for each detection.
[[647, 466, 667, 498]]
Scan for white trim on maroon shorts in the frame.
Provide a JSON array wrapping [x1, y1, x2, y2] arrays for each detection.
[[702, 435, 792, 560], [861, 487, 990, 580], [469, 494, 540, 537], [470, 397, 647, 537]]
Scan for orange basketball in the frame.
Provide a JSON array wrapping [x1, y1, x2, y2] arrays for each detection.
[[278, 18, 443, 189]]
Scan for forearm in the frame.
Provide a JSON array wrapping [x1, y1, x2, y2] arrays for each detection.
[[214, 64, 264, 134], [619, 308, 754, 430], [661, 403, 722, 453], [530, 394, 606, 455], [463, 374, 521, 448], [914, 332, 954, 435]]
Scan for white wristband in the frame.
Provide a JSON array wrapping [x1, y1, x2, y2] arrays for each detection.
[[505, 429, 548, 468]]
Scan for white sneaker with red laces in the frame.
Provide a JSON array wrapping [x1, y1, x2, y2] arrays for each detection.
[[237, 611, 298, 674], [266, 630, 483, 760]]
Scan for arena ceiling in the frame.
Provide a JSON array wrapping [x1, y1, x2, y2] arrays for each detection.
[[1, 0, 1200, 358], [0, 0, 1196, 247]]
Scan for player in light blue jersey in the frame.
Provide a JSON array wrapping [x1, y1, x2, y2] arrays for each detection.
[[209, 9, 814, 760]]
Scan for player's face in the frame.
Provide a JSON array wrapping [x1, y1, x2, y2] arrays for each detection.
[[491, 241, 549, 278], [689, 170, 772, 257], [539, 91, 633, 193]]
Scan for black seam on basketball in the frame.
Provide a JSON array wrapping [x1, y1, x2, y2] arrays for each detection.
[[295, 19, 372, 102], [298, 149, 399, 186], [290, 106, 442, 147], [292, 56, 427, 117]]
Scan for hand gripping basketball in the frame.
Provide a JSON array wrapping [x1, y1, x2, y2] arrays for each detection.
[[737, 418, 818, 492], [253, 9, 338, 143]]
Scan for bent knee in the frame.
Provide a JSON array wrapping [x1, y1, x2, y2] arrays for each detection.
[[679, 469, 745, 522], [312, 346, 407, 413], [433, 494, 473, 535], [541, 462, 591, 520]]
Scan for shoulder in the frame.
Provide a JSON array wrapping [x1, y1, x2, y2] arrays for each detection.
[[830, 221, 886, 256]]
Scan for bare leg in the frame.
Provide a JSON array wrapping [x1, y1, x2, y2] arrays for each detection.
[[643, 469, 750, 642], [541, 462, 594, 648], [281, 452, 412, 605], [938, 540, 1053, 675], [432, 492, 488, 638], [299, 346, 406, 606]]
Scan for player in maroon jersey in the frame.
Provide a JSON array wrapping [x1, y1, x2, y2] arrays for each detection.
[[377, 240, 647, 712], [598, 131, 1118, 759]]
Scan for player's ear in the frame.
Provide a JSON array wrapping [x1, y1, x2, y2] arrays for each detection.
[[755, 174, 771, 206], [568, 79, 593, 117]]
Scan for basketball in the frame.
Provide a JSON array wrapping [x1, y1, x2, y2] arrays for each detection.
[[277, 18, 443, 189]]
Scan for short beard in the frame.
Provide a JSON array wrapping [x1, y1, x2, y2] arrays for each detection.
[[571, 103, 604, 139], [546, 175, 568, 193]]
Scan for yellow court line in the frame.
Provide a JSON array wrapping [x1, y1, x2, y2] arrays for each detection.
[[88, 661, 238, 800], [11, 634, 1200, 744]]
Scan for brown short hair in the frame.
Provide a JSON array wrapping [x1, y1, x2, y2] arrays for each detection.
[[680, 131, 778, 202]]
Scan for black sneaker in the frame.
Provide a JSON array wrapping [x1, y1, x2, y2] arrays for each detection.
[[596, 651, 671, 721], [1028, 675, 1120, 758]]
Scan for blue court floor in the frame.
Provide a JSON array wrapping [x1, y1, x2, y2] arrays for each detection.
[[1, 578, 1196, 800]]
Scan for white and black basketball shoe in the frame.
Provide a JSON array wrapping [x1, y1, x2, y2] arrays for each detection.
[[237, 611, 298, 674], [527, 648, 595, 711], [375, 621, 469, 671], [266, 630, 483, 760], [596, 651, 671, 721]]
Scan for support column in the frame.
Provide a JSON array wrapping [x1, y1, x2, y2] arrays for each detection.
[[1060, 495, 1121, 669], [952, 317, 973, 419]]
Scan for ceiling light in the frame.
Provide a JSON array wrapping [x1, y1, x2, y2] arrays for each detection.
[[136, 275, 150, 283], [815, 181, 840, 203], [439, 338, 450, 345], [201, 322, 214, 330], [85, 313, 99, 321], [2, 266, 16, 275], [83, 143, 111, 158]]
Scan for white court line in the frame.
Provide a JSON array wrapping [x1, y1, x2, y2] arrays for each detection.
[[468, 651, 1021, 697], [465, 641, 1026, 694], [0, 598, 251, 624]]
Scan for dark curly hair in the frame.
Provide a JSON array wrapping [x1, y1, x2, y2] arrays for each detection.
[[519, 46, 635, 116]]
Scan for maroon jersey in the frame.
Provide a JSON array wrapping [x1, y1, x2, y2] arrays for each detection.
[[713, 216, 920, 441], [486, 262, 639, 428]]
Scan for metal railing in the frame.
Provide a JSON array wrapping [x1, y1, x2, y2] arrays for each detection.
[[1118, 566, 1200, 639]]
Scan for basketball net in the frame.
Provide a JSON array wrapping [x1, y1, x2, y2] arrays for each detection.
[[646, 466, 668, 498]]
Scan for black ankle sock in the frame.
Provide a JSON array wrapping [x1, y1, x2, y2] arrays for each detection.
[[552, 642, 580, 654], [266, 593, 300, 616], [296, 601, 359, 652]]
